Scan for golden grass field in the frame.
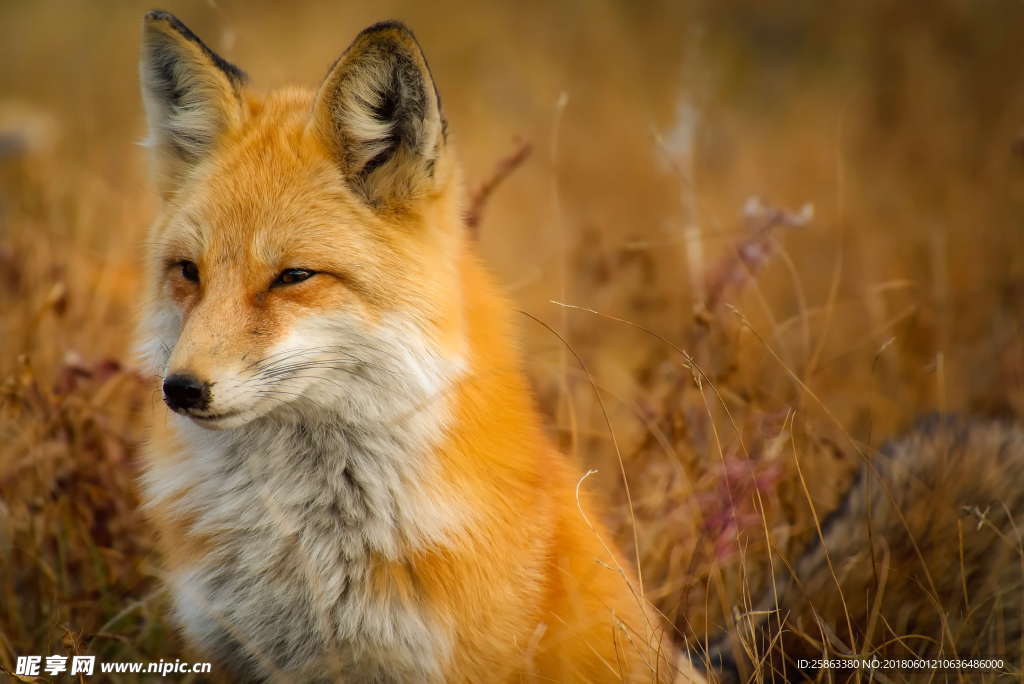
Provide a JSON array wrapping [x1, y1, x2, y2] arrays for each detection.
[[2, 0, 1024, 681]]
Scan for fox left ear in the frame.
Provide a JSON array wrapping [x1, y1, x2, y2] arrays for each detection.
[[312, 22, 446, 210], [139, 11, 246, 196]]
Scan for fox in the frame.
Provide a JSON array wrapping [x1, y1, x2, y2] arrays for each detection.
[[135, 10, 706, 684], [709, 415, 1024, 681]]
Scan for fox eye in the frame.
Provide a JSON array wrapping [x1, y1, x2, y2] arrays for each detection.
[[179, 260, 199, 283], [273, 268, 316, 287]]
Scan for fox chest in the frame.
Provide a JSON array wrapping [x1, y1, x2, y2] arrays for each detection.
[[144, 424, 453, 683], [169, 544, 445, 683]]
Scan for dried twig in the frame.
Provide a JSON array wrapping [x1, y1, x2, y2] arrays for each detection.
[[700, 197, 813, 317], [465, 139, 533, 238]]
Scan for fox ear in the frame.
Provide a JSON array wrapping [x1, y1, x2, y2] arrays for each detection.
[[139, 10, 246, 195], [312, 22, 446, 209]]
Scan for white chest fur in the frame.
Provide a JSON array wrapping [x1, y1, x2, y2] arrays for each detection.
[[140, 317, 467, 682], [146, 416, 459, 682]]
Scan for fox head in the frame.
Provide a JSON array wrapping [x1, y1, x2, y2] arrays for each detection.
[[137, 12, 467, 430]]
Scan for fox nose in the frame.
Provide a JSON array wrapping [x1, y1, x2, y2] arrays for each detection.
[[162, 373, 211, 412]]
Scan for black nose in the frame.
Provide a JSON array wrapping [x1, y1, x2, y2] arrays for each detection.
[[162, 373, 210, 411]]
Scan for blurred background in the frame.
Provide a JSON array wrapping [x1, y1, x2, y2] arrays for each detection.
[[2, 0, 1024, 678]]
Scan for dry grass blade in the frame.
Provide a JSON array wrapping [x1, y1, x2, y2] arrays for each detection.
[[464, 138, 533, 237], [699, 197, 812, 320]]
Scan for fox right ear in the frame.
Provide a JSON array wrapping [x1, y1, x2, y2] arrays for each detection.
[[311, 22, 446, 211], [139, 10, 246, 196]]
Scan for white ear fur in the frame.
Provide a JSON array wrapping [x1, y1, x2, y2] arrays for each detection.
[[312, 22, 446, 208], [139, 11, 245, 195]]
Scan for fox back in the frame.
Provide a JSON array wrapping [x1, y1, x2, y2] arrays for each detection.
[[136, 11, 704, 683]]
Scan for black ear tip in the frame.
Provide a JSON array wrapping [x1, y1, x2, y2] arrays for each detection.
[[355, 20, 420, 46], [144, 9, 178, 25], [143, 10, 193, 39], [143, 10, 198, 42], [141, 9, 248, 86]]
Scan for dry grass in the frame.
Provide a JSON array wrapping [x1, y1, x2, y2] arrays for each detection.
[[2, 0, 1024, 681]]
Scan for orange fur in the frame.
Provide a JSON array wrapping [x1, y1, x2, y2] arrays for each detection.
[[138, 12, 704, 682]]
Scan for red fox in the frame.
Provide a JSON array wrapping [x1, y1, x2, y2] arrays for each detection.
[[136, 11, 705, 683]]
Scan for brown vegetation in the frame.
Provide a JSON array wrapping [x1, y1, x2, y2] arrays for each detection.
[[2, 1, 1024, 681]]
